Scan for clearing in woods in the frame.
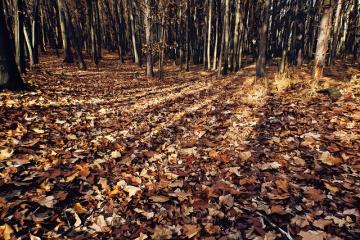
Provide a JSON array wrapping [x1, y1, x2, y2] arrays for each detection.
[[0, 53, 359, 239]]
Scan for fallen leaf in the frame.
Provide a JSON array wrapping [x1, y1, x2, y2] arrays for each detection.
[[275, 179, 289, 192], [149, 195, 170, 203], [0, 148, 13, 161], [124, 185, 141, 198], [259, 162, 282, 170], [0, 224, 14, 240], [111, 150, 122, 159], [313, 219, 333, 230], [90, 215, 109, 232], [304, 188, 326, 202], [152, 225, 173, 239], [219, 194, 234, 208], [298, 230, 327, 240], [73, 202, 87, 214], [183, 224, 200, 238], [37, 196, 56, 208], [33, 128, 45, 134], [324, 182, 339, 193], [319, 151, 342, 166], [239, 151, 252, 161]]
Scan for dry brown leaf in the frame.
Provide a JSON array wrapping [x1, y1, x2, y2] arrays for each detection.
[[32, 128, 45, 134], [37, 196, 56, 208], [149, 195, 170, 203], [305, 188, 326, 202], [319, 151, 342, 166], [313, 219, 333, 230], [124, 185, 141, 198], [324, 182, 339, 193], [275, 179, 289, 192], [0, 224, 14, 240], [0, 148, 13, 161], [90, 215, 109, 232], [183, 224, 200, 238], [298, 230, 327, 240], [219, 194, 234, 208], [73, 202, 87, 214], [152, 225, 173, 239], [304, 188, 326, 202], [239, 151, 252, 161]]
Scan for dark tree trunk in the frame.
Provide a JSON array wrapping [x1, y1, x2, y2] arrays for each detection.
[[14, 0, 26, 73], [0, 0, 24, 90], [256, 0, 271, 78]]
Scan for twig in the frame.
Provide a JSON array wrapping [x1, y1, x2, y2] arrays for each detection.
[[240, 206, 294, 240]]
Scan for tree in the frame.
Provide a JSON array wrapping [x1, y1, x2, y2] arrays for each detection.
[[14, 0, 26, 73], [144, 0, 153, 77], [218, 0, 230, 76], [314, 1, 333, 80], [0, 0, 24, 90], [57, 0, 74, 63], [256, 0, 271, 78]]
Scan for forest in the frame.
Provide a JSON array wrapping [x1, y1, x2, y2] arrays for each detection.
[[0, 0, 359, 239]]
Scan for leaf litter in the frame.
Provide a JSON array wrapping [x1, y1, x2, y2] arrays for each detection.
[[0, 54, 359, 239]]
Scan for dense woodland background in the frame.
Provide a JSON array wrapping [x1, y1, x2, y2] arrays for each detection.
[[0, 0, 359, 89]]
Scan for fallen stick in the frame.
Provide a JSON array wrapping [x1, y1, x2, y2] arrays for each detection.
[[240, 206, 294, 240]]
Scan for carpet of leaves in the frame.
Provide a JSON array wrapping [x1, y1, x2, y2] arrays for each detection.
[[0, 54, 359, 240]]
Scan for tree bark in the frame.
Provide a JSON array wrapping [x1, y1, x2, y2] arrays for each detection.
[[314, 1, 333, 80], [0, 0, 24, 90], [14, 0, 26, 73], [128, 0, 140, 64], [144, 0, 153, 77], [256, 0, 271, 78], [57, 0, 74, 63], [206, 0, 212, 70], [329, 0, 343, 64]]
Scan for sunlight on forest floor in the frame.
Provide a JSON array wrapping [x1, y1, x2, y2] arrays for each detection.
[[0, 53, 360, 239]]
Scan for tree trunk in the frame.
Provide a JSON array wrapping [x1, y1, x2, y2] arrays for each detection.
[[128, 0, 139, 64], [218, 0, 230, 76], [57, 0, 74, 63], [314, 2, 333, 80], [206, 0, 213, 70], [63, 1, 86, 70], [0, 0, 24, 90], [232, 0, 242, 71], [14, 0, 26, 73], [185, 0, 190, 71], [256, 0, 271, 78], [329, 0, 343, 64], [144, 0, 153, 77], [32, 0, 40, 64]]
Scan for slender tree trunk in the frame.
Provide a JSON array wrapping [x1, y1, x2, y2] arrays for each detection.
[[207, 0, 212, 69], [14, 0, 26, 73], [256, 0, 271, 78], [23, 26, 35, 65], [185, 0, 190, 71], [329, 0, 343, 64], [128, 0, 139, 64], [144, 0, 153, 77], [0, 0, 24, 90], [212, 0, 220, 71], [63, 1, 86, 70], [232, 0, 242, 71], [218, 0, 230, 76], [32, 0, 40, 64], [314, 2, 333, 80], [113, 0, 124, 62], [57, 0, 73, 63]]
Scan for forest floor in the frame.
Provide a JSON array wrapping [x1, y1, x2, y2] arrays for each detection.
[[0, 53, 359, 240]]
